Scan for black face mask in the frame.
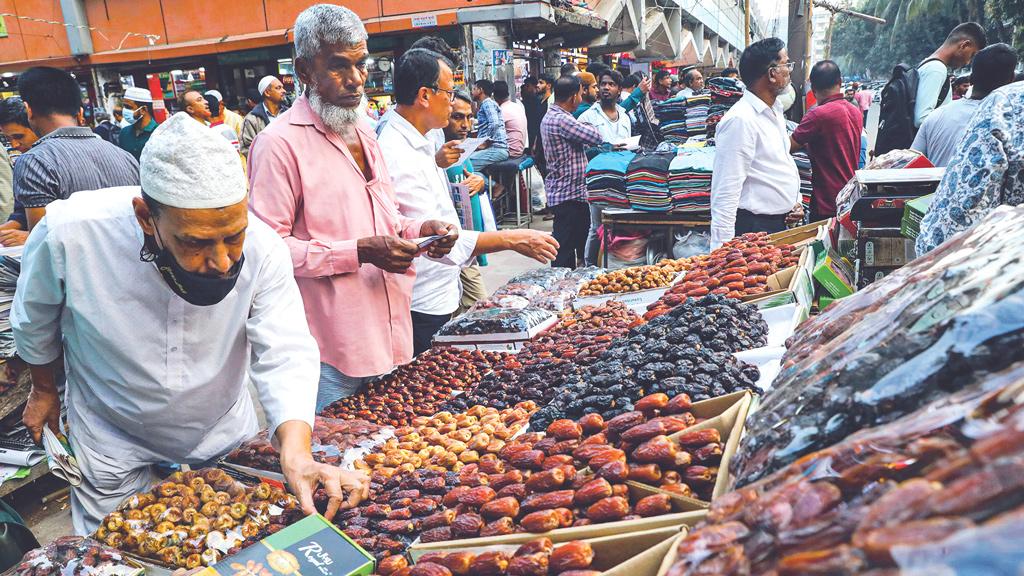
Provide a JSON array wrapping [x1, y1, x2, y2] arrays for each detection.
[[142, 222, 244, 306]]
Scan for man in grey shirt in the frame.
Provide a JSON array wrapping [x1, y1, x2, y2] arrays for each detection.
[[911, 44, 1017, 167], [15, 67, 138, 230]]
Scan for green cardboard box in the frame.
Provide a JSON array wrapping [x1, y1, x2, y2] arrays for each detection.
[[198, 514, 374, 576], [813, 247, 855, 298]]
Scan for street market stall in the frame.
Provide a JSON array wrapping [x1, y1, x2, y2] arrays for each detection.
[[5, 163, 1024, 575]]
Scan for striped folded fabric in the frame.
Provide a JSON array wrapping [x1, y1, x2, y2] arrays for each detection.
[[586, 150, 636, 208]]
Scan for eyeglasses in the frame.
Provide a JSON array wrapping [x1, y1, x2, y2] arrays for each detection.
[[770, 61, 796, 72], [429, 86, 457, 102]]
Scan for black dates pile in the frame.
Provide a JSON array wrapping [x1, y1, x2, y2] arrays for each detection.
[[532, 295, 764, 430], [437, 307, 554, 337], [447, 302, 639, 411]]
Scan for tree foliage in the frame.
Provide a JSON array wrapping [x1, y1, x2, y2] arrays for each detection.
[[830, 0, 1020, 79]]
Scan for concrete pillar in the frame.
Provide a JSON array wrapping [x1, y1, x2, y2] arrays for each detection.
[[59, 0, 93, 56], [543, 47, 562, 78], [468, 23, 514, 86]]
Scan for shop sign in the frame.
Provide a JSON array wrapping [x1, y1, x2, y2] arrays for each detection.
[[0, 16, 7, 38], [411, 14, 438, 28], [492, 49, 512, 67]]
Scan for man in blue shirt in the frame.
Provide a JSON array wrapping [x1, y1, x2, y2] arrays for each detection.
[[469, 79, 509, 170]]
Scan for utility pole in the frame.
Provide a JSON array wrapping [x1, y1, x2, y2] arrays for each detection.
[[744, 0, 751, 47], [787, 0, 810, 121]]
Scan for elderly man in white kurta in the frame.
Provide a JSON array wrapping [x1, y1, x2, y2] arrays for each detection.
[[13, 113, 368, 535]]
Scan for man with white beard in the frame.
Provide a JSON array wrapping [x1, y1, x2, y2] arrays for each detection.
[[248, 3, 459, 411]]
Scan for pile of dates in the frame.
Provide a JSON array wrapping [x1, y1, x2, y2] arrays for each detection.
[[225, 417, 390, 473], [319, 348, 510, 427], [578, 259, 690, 296], [532, 295, 762, 429], [378, 538, 601, 575], [93, 468, 298, 568], [437, 307, 554, 337], [547, 392, 725, 502], [663, 365, 1024, 576], [645, 233, 799, 320], [448, 302, 639, 412], [354, 404, 535, 478], [329, 468, 463, 564], [7, 537, 141, 576]]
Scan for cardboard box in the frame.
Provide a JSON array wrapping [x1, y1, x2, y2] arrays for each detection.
[[198, 514, 375, 576], [857, 265, 900, 289], [655, 530, 692, 576], [410, 527, 684, 575], [813, 248, 855, 298], [857, 227, 915, 267], [767, 221, 828, 250], [743, 248, 815, 310], [408, 483, 707, 560]]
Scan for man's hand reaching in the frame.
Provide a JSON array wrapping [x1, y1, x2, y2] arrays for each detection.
[[419, 220, 459, 258], [357, 235, 419, 273]]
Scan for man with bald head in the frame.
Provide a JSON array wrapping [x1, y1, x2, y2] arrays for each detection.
[[180, 89, 212, 124]]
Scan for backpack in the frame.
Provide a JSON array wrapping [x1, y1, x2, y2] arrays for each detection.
[[875, 58, 949, 155]]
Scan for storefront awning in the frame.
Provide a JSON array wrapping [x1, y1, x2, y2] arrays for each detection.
[[88, 29, 295, 66], [586, 0, 642, 56], [458, 1, 607, 43]]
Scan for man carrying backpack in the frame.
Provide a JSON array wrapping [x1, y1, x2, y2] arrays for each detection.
[[876, 23, 986, 155]]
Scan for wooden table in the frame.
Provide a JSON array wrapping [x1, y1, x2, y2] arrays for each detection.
[[600, 209, 710, 267]]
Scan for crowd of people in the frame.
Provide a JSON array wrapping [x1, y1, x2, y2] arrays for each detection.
[[0, 1, 1022, 538]]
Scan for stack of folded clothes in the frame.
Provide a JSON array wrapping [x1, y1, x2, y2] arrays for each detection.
[[706, 77, 744, 137], [668, 147, 715, 217], [586, 150, 635, 208], [652, 97, 688, 142], [625, 150, 676, 211], [683, 94, 711, 138], [793, 151, 813, 217]]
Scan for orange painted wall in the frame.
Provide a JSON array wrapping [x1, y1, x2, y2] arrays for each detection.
[[0, 0, 508, 67]]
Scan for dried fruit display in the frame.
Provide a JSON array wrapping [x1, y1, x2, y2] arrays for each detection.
[[354, 403, 535, 478], [224, 417, 391, 473], [732, 207, 1024, 486], [319, 348, 510, 427], [437, 307, 554, 337], [577, 259, 691, 296], [406, 538, 597, 576], [448, 302, 640, 412], [645, 233, 799, 320], [471, 294, 532, 311], [531, 296, 763, 429], [92, 468, 297, 568], [664, 363, 1024, 576], [327, 468, 463, 564], [493, 283, 546, 299], [6, 537, 142, 576]]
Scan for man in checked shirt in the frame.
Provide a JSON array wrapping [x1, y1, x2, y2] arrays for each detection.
[[540, 75, 603, 268]]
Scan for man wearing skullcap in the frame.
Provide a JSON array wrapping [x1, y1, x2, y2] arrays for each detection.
[[205, 89, 244, 137], [14, 112, 369, 537], [240, 75, 288, 157], [118, 85, 159, 161]]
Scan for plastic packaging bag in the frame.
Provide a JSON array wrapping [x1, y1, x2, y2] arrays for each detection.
[[506, 267, 570, 289], [224, 417, 393, 473], [664, 363, 1024, 576], [468, 294, 531, 311], [493, 282, 545, 299], [732, 205, 1024, 486], [437, 306, 554, 336], [671, 231, 710, 259], [4, 537, 142, 576]]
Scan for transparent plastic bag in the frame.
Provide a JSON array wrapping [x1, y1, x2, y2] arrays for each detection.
[[732, 205, 1024, 486], [666, 364, 1024, 576], [468, 294, 531, 311], [506, 267, 570, 289], [437, 306, 554, 336], [672, 231, 710, 259], [531, 288, 577, 312], [493, 282, 545, 299], [3, 537, 142, 576], [224, 417, 393, 473]]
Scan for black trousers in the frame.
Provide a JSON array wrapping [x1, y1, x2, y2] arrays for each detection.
[[735, 208, 787, 236], [411, 310, 453, 356], [551, 200, 590, 268]]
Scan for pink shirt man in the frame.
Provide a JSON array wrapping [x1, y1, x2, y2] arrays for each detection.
[[853, 89, 873, 112], [248, 96, 423, 377], [499, 99, 528, 157]]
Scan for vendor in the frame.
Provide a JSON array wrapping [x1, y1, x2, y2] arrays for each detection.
[[14, 112, 368, 535]]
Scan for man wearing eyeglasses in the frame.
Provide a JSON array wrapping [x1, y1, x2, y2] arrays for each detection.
[[378, 49, 559, 353], [710, 37, 803, 249]]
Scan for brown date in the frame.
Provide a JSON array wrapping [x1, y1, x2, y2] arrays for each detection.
[[507, 552, 550, 576], [547, 419, 584, 440], [574, 477, 614, 506], [450, 513, 484, 538], [480, 496, 520, 520], [521, 490, 575, 513], [521, 509, 561, 532], [635, 493, 672, 517], [408, 563, 452, 576], [469, 551, 510, 576], [550, 541, 595, 572], [586, 496, 630, 522], [526, 468, 567, 492]]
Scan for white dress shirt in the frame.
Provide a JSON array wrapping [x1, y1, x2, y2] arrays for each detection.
[[11, 187, 319, 463], [710, 91, 800, 248], [578, 102, 632, 142], [679, 87, 695, 98], [377, 112, 480, 315]]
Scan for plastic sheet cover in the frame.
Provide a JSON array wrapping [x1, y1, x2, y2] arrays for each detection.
[[732, 205, 1024, 486], [438, 306, 553, 336], [662, 364, 1024, 576], [225, 417, 392, 473], [3, 537, 142, 576]]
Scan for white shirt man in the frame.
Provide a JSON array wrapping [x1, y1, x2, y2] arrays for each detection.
[[377, 111, 480, 317], [710, 90, 800, 248], [578, 101, 632, 142]]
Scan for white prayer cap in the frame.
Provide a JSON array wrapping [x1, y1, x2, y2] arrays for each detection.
[[204, 89, 223, 103], [257, 75, 278, 96], [140, 112, 247, 210], [123, 86, 153, 103]]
